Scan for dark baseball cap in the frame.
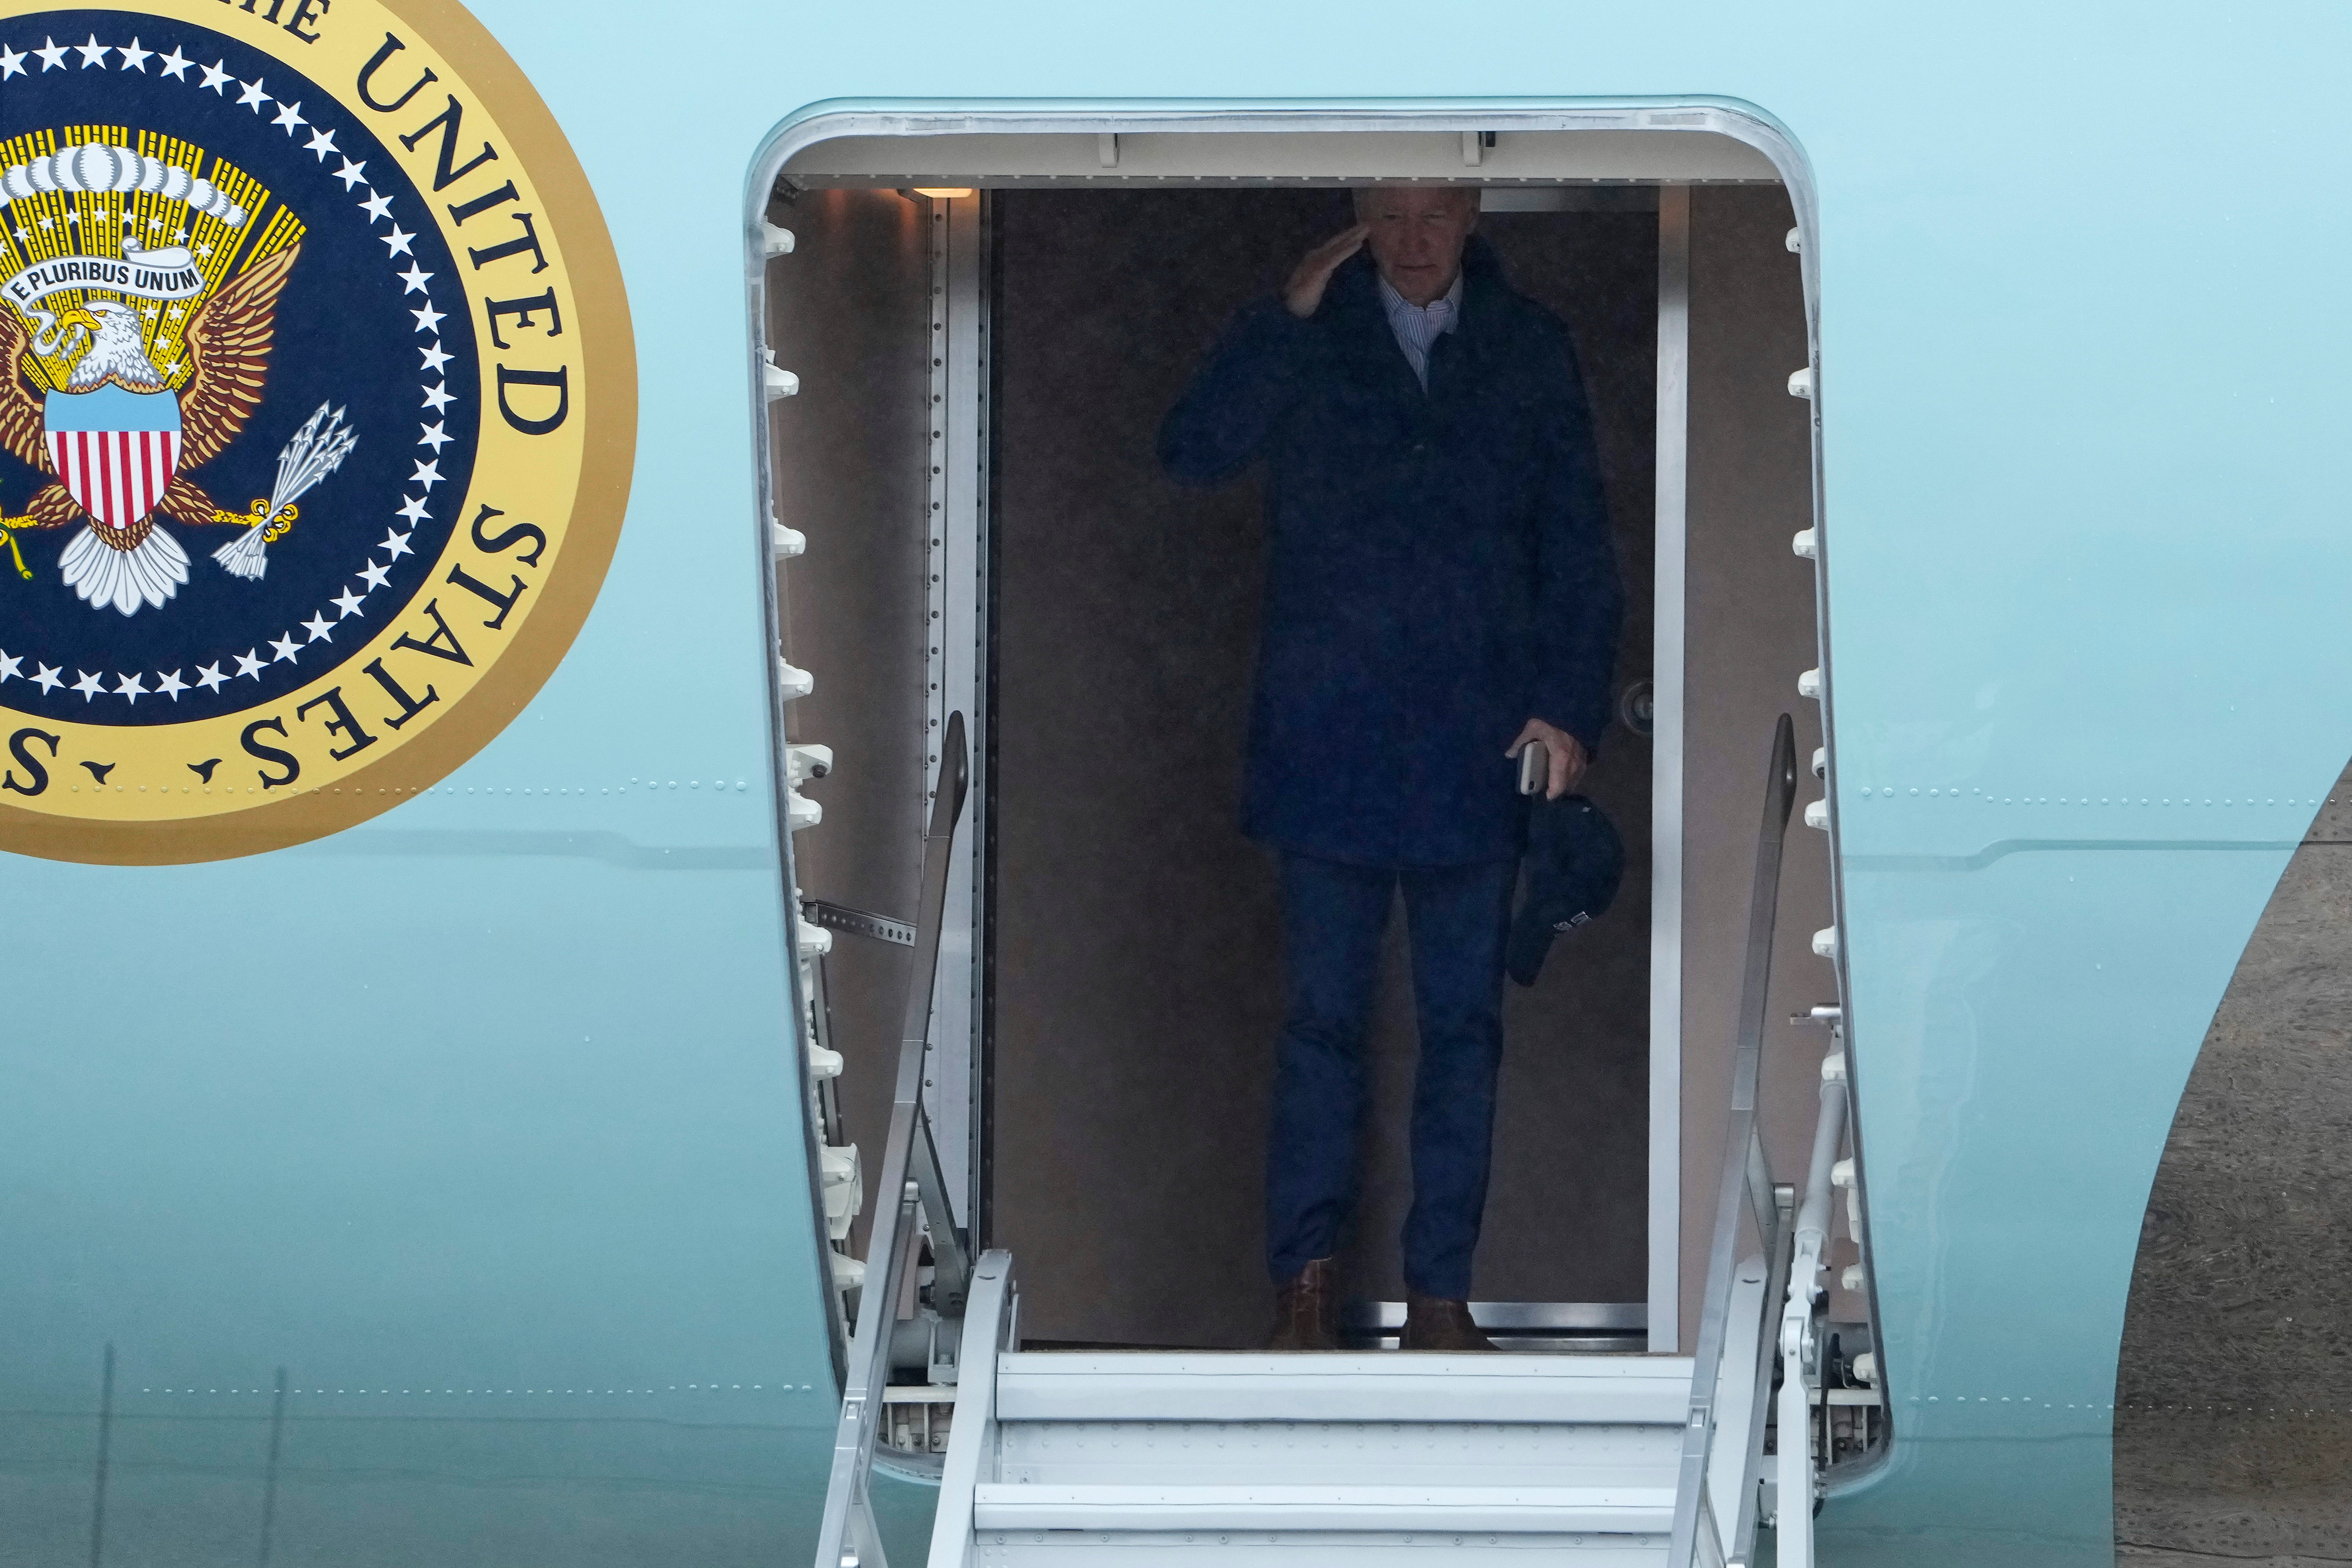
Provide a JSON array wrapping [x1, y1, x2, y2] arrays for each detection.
[[1506, 794, 1626, 987]]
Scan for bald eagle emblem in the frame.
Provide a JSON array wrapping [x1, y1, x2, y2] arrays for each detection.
[[0, 140, 357, 616]]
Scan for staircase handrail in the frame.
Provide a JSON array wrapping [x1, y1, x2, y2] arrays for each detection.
[[814, 712, 972, 1568], [1772, 1046, 1849, 1568], [1667, 713, 1799, 1568], [926, 1250, 1016, 1568]]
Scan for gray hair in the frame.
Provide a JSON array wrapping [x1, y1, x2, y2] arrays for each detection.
[[1352, 184, 1481, 216]]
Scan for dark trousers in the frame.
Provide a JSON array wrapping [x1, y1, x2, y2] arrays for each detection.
[[1265, 851, 1517, 1300]]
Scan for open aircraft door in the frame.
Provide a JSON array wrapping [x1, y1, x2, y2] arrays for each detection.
[[751, 105, 1876, 1566]]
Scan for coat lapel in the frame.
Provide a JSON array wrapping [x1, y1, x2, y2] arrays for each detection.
[[1327, 237, 1510, 409], [1325, 258, 1425, 409], [1426, 236, 1508, 406]]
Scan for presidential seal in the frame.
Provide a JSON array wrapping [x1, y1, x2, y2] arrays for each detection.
[[0, 1, 633, 863]]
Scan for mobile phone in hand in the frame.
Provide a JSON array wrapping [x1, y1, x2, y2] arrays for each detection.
[[1519, 743, 1546, 796]]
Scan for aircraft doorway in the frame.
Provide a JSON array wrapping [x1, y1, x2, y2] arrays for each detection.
[[987, 187, 1657, 1348], [762, 119, 1830, 1371]]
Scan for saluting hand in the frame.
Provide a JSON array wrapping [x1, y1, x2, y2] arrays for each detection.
[[1509, 719, 1589, 801], [1284, 225, 1368, 319]]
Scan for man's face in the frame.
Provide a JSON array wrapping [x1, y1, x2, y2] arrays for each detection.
[[1356, 187, 1477, 306]]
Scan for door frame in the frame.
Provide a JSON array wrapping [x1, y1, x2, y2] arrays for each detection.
[[746, 100, 1830, 1360]]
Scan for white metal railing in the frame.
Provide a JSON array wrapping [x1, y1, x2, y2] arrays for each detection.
[[813, 714, 974, 1568], [925, 1251, 1017, 1568], [1669, 715, 1798, 1568], [1670, 714, 1884, 1568], [1774, 1038, 1850, 1568], [1703, 1246, 1781, 1562]]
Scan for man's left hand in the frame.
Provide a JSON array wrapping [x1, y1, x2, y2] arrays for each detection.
[[1508, 719, 1588, 801]]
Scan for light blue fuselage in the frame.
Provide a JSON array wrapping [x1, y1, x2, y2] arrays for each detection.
[[1, 4, 2343, 1565]]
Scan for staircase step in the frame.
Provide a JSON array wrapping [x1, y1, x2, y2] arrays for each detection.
[[997, 1417, 1681, 1488], [996, 1352, 1694, 1425], [970, 1536, 1667, 1566], [972, 1481, 1675, 1534]]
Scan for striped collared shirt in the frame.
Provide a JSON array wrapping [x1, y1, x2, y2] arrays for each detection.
[[1378, 270, 1464, 390]]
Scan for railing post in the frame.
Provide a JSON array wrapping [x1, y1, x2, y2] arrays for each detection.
[[1667, 716, 1798, 1568], [814, 715, 970, 1568], [1778, 1297, 1816, 1567], [1769, 1039, 1851, 1568], [926, 1250, 1016, 1568]]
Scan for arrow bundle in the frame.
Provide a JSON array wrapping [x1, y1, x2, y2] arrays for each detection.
[[213, 401, 359, 582]]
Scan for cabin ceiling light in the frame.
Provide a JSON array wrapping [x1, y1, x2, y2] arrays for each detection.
[[912, 186, 976, 198]]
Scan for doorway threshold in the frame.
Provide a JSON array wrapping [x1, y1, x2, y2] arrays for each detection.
[[1342, 1300, 1648, 1354]]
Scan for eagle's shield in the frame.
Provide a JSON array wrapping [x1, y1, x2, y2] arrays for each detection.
[[43, 385, 182, 535]]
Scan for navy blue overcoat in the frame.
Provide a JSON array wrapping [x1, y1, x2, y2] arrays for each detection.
[[1158, 237, 1623, 868]]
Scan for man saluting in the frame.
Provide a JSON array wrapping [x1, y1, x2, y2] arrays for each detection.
[[1160, 185, 1621, 1351]]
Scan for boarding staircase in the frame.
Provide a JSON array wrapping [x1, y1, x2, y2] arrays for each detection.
[[931, 1315, 1700, 1563], [808, 716, 1878, 1567]]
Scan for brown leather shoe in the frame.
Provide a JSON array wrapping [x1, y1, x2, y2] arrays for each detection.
[[1266, 1257, 1339, 1351], [1401, 1293, 1498, 1352]]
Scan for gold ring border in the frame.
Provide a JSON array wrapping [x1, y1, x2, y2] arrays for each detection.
[[0, 0, 638, 867]]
